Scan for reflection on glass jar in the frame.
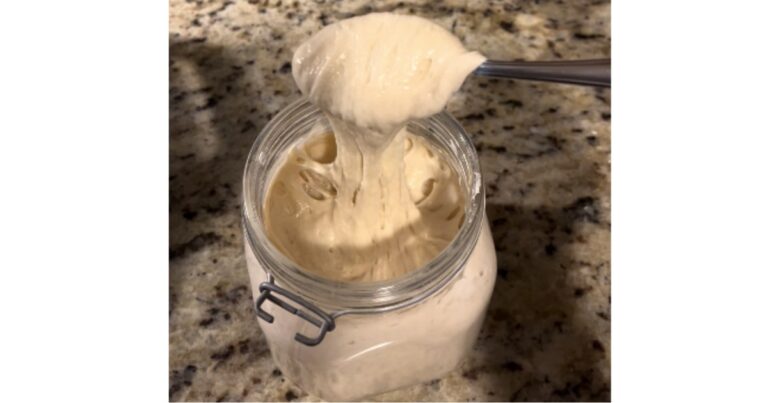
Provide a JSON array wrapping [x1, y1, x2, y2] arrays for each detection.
[[242, 99, 497, 401]]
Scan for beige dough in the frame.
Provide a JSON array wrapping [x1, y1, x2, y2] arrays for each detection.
[[264, 129, 465, 282]]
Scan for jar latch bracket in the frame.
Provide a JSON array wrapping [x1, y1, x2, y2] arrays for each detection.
[[255, 275, 336, 346]]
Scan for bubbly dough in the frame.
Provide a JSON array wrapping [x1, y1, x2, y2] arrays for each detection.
[[265, 130, 464, 282], [264, 13, 484, 282]]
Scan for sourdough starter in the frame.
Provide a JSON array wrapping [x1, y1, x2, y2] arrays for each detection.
[[244, 12, 497, 400]]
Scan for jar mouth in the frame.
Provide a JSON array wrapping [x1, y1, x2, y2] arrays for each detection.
[[242, 98, 485, 313]]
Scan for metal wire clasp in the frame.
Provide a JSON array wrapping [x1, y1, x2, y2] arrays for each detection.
[[255, 274, 336, 346]]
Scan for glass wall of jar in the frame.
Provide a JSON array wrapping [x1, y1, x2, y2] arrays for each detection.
[[242, 99, 497, 401]]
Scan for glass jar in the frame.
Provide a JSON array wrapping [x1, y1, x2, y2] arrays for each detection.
[[242, 99, 497, 401]]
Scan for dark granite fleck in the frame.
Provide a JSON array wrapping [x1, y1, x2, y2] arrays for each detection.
[[208, 0, 234, 17], [196, 96, 219, 111], [502, 361, 523, 372], [237, 338, 251, 353], [488, 145, 507, 153], [592, 340, 605, 352], [203, 198, 227, 215], [170, 232, 222, 260], [563, 196, 600, 224], [285, 390, 298, 401], [214, 284, 248, 304], [515, 152, 533, 161], [461, 113, 485, 121], [170, 364, 198, 398], [502, 99, 524, 108], [211, 345, 235, 361], [573, 32, 605, 40], [547, 40, 563, 58], [545, 243, 557, 256], [240, 120, 257, 134], [500, 21, 516, 33]]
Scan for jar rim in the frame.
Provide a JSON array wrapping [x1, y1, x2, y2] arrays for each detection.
[[242, 98, 485, 313]]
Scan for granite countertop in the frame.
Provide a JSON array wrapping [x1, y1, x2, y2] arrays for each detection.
[[170, 0, 610, 401]]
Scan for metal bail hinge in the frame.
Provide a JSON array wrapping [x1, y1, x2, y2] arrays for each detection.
[[255, 278, 336, 346]]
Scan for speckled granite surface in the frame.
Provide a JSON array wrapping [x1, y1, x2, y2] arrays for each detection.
[[170, 0, 610, 401]]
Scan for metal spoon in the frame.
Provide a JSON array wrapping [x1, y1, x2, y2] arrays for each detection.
[[474, 59, 610, 88]]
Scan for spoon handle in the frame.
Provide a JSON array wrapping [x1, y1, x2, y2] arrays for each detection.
[[474, 59, 611, 88]]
